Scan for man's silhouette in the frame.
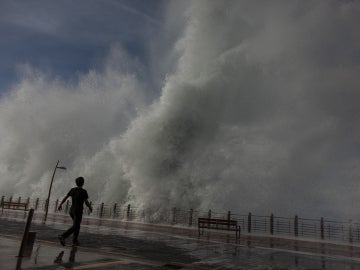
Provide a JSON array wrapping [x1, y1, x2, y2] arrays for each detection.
[[57, 176, 92, 246]]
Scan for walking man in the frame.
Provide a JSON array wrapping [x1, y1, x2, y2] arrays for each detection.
[[57, 176, 92, 246]]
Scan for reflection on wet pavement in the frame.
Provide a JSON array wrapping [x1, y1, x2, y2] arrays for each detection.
[[2, 218, 360, 269], [77, 224, 360, 269]]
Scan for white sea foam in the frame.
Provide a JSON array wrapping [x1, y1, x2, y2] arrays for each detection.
[[1, 1, 360, 218]]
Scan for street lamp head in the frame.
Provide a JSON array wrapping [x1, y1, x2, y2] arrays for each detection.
[[57, 166, 67, 170]]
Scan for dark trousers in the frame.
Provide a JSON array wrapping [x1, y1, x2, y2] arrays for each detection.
[[62, 211, 83, 243]]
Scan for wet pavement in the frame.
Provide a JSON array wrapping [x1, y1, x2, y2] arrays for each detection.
[[2, 213, 360, 269]]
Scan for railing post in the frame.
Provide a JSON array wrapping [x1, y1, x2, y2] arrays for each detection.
[[227, 211, 231, 229], [1, 196, 4, 207], [270, 213, 274, 235], [189, 208, 193, 226], [26, 198, 30, 210], [35, 198, 39, 210], [248, 212, 252, 233], [17, 197, 21, 210], [65, 200, 69, 213], [113, 203, 117, 219], [88, 201, 92, 215], [320, 217, 324, 240], [349, 219, 353, 243], [127, 204, 131, 220], [172, 207, 177, 224], [208, 209, 212, 219], [294, 215, 299, 237], [100, 203, 104, 218], [55, 199, 59, 212]]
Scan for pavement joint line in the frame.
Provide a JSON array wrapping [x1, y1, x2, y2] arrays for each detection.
[[37, 239, 144, 260], [0, 233, 148, 263], [70, 260, 130, 269], [245, 243, 360, 262], [0, 233, 21, 240]]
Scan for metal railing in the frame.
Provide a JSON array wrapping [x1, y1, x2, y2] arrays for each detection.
[[1, 195, 359, 244]]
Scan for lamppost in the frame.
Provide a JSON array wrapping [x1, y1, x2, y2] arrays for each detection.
[[43, 160, 66, 224]]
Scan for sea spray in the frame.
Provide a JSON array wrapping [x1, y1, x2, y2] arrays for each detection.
[[1, 1, 360, 219], [111, 1, 360, 218]]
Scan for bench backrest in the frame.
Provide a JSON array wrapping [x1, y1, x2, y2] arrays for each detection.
[[1, 201, 28, 209], [198, 217, 237, 226]]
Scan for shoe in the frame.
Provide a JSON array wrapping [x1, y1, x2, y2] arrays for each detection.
[[58, 235, 65, 246]]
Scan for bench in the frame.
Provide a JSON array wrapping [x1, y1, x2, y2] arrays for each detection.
[[1, 201, 29, 212], [198, 217, 241, 239]]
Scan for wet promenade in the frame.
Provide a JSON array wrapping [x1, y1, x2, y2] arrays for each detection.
[[2, 212, 360, 269]]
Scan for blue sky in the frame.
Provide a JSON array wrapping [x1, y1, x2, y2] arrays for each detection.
[[0, 0, 170, 93]]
